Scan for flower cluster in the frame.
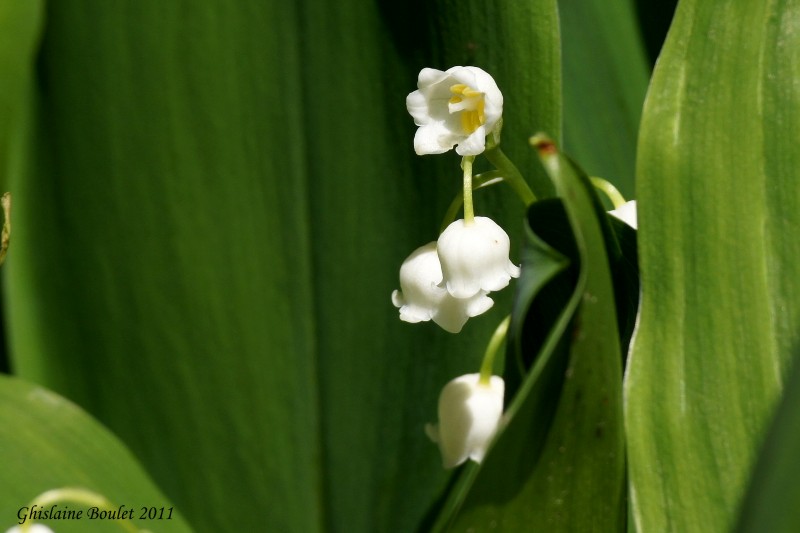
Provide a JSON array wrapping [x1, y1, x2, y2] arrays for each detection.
[[395, 66, 515, 468], [393, 67, 518, 334], [392, 217, 520, 334], [397, 66, 638, 470]]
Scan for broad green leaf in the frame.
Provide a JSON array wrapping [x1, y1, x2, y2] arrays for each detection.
[[735, 349, 800, 532], [0, 0, 42, 191], [560, 0, 650, 198], [625, 1, 800, 531], [442, 141, 626, 531], [5, 2, 561, 532], [0, 375, 193, 533]]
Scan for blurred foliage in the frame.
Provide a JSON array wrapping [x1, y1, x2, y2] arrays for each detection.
[[560, 0, 649, 198], [0, 375, 194, 533], [1, 1, 799, 532], [4, 1, 559, 532]]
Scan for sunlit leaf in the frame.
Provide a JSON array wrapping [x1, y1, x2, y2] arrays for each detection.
[[625, 1, 800, 531]]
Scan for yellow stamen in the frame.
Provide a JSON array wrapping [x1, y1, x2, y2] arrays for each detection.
[[449, 83, 486, 134]]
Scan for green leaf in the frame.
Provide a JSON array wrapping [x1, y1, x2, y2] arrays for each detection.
[[560, 0, 650, 198], [439, 140, 627, 531], [0, 375, 193, 533], [735, 350, 800, 532], [625, 1, 800, 531], [0, 0, 42, 191], [5, 1, 561, 532]]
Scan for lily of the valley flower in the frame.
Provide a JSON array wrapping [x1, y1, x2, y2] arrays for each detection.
[[425, 373, 505, 468], [437, 217, 520, 299], [392, 242, 494, 333], [608, 200, 638, 229], [6, 525, 55, 533], [406, 66, 503, 156]]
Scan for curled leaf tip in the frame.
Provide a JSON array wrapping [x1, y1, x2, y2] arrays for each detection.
[[529, 133, 557, 156]]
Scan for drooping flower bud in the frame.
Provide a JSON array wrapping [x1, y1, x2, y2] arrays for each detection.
[[425, 373, 505, 468], [608, 200, 638, 229], [392, 242, 494, 333], [437, 217, 520, 299]]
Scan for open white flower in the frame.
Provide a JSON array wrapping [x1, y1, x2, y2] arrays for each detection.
[[392, 242, 494, 333], [437, 217, 520, 299], [406, 66, 503, 156], [608, 200, 638, 229], [425, 373, 504, 468], [6, 525, 55, 533]]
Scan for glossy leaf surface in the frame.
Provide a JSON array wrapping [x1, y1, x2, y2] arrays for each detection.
[[626, 0, 800, 531]]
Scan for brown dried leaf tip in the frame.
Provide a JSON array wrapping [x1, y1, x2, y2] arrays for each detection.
[[529, 133, 558, 156], [0, 192, 10, 266]]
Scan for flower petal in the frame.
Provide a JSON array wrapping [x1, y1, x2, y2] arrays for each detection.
[[455, 125, 488, 156], [414, 122, 458, 155], [406, 90, 431, 125], [432, 373, 505, 468], [390, 289, 405, 308], [447, 66, 479, 90], [417, 67, 449, 89], [465, 292, 494, 318], [424, 422, 440, 443], [6, 526, 56, 533], [608, 200, 638, 229], [438, 217, 518, 298]]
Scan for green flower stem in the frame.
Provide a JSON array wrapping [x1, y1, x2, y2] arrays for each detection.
[[25, 487, 145, 533], [462, 156, 476, 224], [479, 315, 511, 385], [439, 170, 504, 233], [590, 176, 627, 209], [484, 146, 537, 206]]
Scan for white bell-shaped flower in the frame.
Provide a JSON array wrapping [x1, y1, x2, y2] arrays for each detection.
[[437, 217, 520, 299], [6, 525, 55, 533], [425, 373, 505, 468], [392, 242, 494, 333], [406, 66, 503, 156], [608, 200, 638, 229]]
